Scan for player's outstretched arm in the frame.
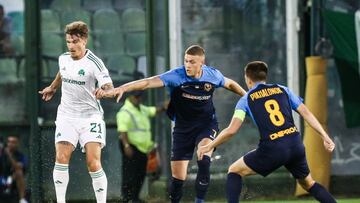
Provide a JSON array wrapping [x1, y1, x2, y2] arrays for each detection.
[[297, 103, 335, 152], [223, 77, 247, 96], [96, 76, 164, 102], [38, 72, 62, 101], [121, 75, 164, 92], [197, 117, 243, 160]]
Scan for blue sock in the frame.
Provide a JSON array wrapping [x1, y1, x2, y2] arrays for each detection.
[[169, 177, 184, 203], [308, 182, 336, 203], [226, 172, 242, 203], [195, 155, 211, 200]]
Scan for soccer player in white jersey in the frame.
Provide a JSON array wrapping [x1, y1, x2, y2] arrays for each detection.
[[38, 21, 113, 203]]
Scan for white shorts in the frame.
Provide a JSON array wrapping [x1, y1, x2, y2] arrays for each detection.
[[55, 116, 106, 152]]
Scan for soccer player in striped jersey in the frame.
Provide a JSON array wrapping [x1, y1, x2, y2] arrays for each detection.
[[197, 61, 336, 203], [96, 45, 246, 203], [38, 21, 113, 203]]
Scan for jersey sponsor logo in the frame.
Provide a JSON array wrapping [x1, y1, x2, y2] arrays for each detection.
[[78, 69, 85, 76], [269, 126, 298, 140], [250, 87, 283, 101], [96, 135, 102, 139], [61, 66, 66, 71], [56, 132, 61, 138], [204, 83, 212, 92], [62, 77, 86, 85], [182, 93, 211, 101]]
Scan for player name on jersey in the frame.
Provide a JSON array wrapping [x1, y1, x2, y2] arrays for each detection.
[[250, 87, 283, 101]]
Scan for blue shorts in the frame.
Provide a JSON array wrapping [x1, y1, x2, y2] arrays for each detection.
[[171, 119, 219, 161], [244, 143, 310, 179]]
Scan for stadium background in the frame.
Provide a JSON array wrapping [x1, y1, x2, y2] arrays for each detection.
[[0, 0, 359, 202]]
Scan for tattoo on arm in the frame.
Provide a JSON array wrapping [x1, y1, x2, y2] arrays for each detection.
[[101, 83, 114, 90]]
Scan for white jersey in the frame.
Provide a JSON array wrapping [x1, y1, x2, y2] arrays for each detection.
[[57, 49, 112, 119]]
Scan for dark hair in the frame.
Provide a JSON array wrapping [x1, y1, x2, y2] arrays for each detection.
[[185, 45, 205, 56], [244, 61, 268, 82], [64, 21, 89, 38]]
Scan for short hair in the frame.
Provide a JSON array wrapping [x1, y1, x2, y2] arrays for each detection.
[[185, 45, 205, 56], [244, 61, 268, 82], [64, 21, 89, 39]]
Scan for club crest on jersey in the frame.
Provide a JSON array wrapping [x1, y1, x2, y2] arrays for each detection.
[[204, 83, 212, 91], [78, 69, 85, 76]]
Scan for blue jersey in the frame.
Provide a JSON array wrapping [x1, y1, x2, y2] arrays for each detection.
[[159, 65, 225, 124], [235, 83, 303, 144]]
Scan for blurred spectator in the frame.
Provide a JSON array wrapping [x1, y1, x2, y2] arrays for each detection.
[[0, 4, 14, 56], [0, 135, 28, 203], [117, 91, 166, 203]]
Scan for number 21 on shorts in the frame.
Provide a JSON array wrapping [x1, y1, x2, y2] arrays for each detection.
[[90, 123, 102, 133]]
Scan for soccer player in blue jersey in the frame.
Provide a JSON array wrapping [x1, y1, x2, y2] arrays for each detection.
[[197, 61, 336, 203], [96, 45, 246, 203]]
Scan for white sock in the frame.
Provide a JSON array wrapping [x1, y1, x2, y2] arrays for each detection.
[[90, 168, 108, 203], [53, 163, 69, 203]]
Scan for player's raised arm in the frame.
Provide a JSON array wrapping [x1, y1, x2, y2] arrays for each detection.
[[197, 116, 243, 160], [38, 72, 62, 101], [223, 77, 247, 96], [296, 103, 335, 152]]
